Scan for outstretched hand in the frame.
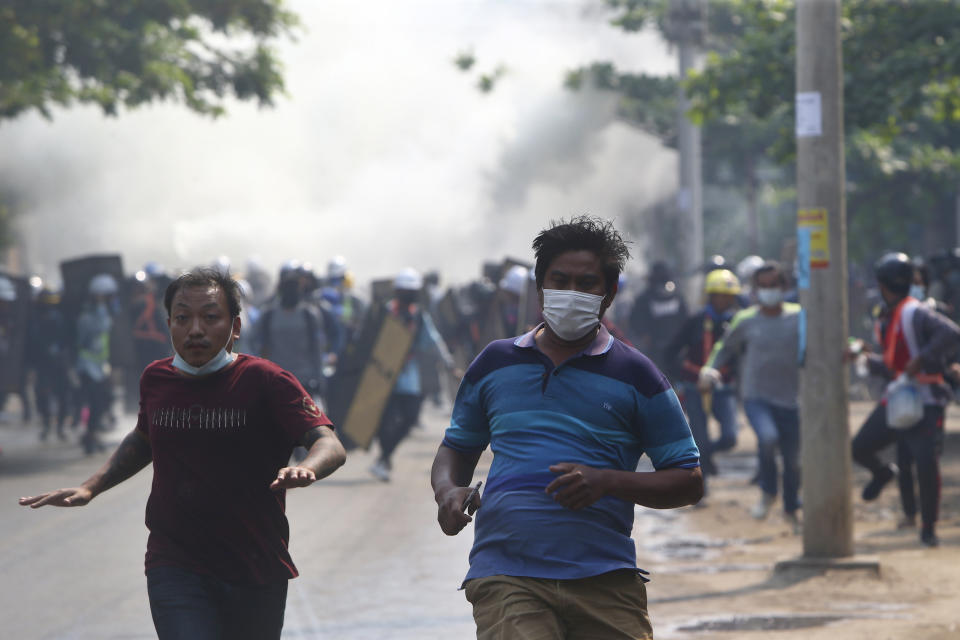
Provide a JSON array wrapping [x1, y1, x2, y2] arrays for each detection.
[[546, 463, 607, 510], [270, 466, 317, 491], [19, 487, 94, 508]]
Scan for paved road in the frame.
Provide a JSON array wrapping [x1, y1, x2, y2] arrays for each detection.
[[8, 400, 951, 639], [0, 403, 477, 639]]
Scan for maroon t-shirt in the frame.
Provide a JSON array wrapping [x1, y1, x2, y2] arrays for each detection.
[[135, 354, 332, 585]]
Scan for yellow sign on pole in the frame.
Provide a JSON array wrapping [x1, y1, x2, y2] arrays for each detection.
[[798, 208, 830, 269]]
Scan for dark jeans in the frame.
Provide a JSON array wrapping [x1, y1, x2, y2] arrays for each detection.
[[35, 364, 69, 431], [678, 382, 739, 472], [78, 372, 111, 432], [146, 566, 288, 640], [852, 403, 944, 527], [377, 392, 424, 465], [743, 398, 801, 513]]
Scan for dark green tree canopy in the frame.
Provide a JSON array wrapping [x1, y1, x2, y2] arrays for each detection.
[[0, 0, 297, 121], [569, 0, 960, 262]]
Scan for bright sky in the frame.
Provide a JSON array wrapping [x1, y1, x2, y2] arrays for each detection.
[[0, 0, 677, 288]]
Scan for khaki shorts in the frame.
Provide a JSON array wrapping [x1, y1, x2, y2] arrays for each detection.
[[464, 571, 653, 640]]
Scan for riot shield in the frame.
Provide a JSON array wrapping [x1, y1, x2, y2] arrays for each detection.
[[500, 257, 538, 335], [59, 254, 136, 369], [369, 278, 395, 310], [0, 272, 30, 395], [326, 308, 415, 450], [60, 255, 138, 411]]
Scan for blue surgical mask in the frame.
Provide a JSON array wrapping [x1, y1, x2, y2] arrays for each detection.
[[909, 284, 926, 301], [172, 321, 237, 376]]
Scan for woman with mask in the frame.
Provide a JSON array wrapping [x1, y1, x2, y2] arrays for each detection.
[[700, 261, 803, 531]]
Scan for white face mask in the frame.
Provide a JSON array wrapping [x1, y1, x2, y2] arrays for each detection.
[[171, 320, 237, 376], [541, 289, 604, 341], [756, 287, 784, 308], [909, 284, 926, 301]]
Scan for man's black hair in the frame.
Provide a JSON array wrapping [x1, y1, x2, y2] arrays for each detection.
[[532, 215, 631, 293], [753, 260, 787, 288], [164, 267, 242, 318]]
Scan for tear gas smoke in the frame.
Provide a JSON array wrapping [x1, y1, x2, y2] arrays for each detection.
[[0, 0, 676, 288]]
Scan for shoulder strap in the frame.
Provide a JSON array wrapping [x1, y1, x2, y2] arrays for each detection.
[[900, 300, 920, 358], [882, 297, 912, 371]]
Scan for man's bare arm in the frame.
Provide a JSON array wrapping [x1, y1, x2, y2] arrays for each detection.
[[271, 425, 346, 490], [19, 429, 153, 508], [431, 444, 484, 536], [545, 464, 704, 511]]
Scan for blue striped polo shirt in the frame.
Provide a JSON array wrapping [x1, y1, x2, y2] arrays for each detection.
[[443, 324, 699, 583]]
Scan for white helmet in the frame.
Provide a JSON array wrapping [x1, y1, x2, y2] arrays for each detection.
[[327, 256, 348, 279], [89, 273, 118, 296], [0, 276, 16, 301], [279, 259, 301, 279], [499, 265, 529, 296], [394, 267, 423, 291], [736, 255, 765, 283], [211, 255, 231, 275]]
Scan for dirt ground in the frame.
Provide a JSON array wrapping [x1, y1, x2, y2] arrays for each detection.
[[642, 401, 960, 639], [4, 394, 957, 638]]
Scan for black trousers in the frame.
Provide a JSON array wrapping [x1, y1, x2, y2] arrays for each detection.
[[377, 392, 424, 465], [851, 403, 944, 527], [35, 365, 69, 430], [78, 372, 111, 433]]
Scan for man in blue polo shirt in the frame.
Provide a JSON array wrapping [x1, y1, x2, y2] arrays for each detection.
[[431, 216, 703, 640]]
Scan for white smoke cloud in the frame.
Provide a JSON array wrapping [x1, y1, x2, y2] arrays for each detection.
[[0, 0, 676, 288]]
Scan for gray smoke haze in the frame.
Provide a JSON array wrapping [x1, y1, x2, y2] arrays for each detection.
[[0, 0, 676, 287]]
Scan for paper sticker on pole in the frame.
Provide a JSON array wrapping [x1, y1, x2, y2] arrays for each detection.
[[796, 91, 822, 137], [797, 208, 830, 269]]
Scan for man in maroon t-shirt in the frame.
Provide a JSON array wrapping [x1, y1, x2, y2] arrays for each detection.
[[20, 268, 347, 640]]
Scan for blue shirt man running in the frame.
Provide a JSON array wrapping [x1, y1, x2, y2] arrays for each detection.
[[431, 216, 703, 640]]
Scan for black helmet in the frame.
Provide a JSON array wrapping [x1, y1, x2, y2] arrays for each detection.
[[648, 260, 673, 285], [874, 252, 913, 296]]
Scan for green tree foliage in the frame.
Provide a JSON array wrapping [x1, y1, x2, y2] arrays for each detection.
[[571, 0, 797, 260], [0, 1, 297, 253], [575, 0, 960, 263], [684, 0, 960, 263], [453, 51, 507, 94], [0, 0, 297, 121]]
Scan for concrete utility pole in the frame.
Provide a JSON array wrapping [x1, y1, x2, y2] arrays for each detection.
[[795, 0, 853, 558], [670, 0, 705, 306]]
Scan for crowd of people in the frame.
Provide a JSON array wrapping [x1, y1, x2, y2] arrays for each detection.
[[0, 253, 545, 466], [626, 251, 960, 548], [8, 216, 960, 639], [0, 246, 960, 528], [3, 244, 959, 545]]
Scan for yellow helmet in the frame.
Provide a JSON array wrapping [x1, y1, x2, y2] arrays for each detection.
[[704, 269, 741, 295]]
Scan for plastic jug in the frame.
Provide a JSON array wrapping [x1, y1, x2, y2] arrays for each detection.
[[886, 374, 923, 429]]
